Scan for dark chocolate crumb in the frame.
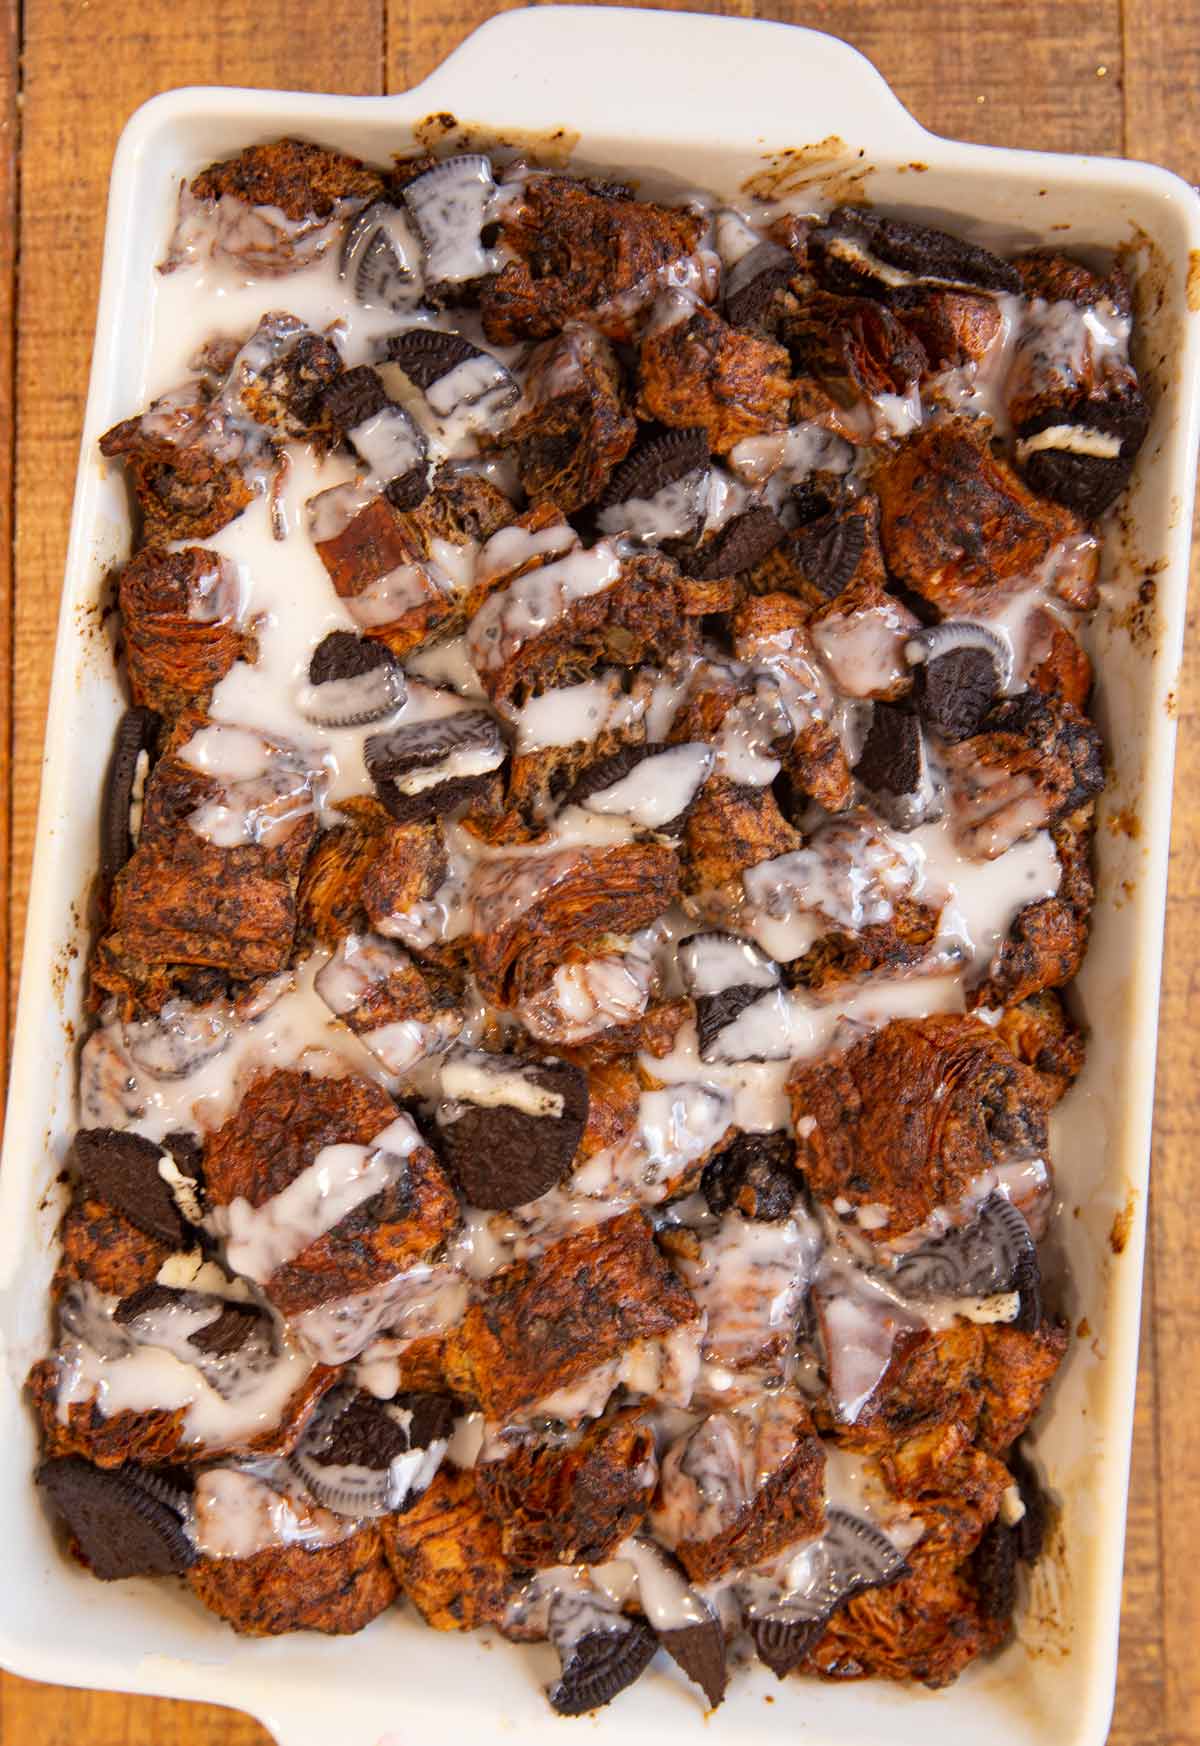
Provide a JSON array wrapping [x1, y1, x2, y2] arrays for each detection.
[[701, 1131, 800, 1221]]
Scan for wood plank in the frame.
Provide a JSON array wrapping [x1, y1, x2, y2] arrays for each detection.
[[1121, 7, 1200, 1741], [0, 0, 16, 1083], [0, 1681, 272, 1746], [4, 3, 384, 1737]]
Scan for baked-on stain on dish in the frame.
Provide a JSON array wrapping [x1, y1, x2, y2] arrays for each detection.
[[1105, 806, 1142, 841], [741, 135, 871, 204], [413, 112, 581, 168], [1109, 1193, 1136, 1255]]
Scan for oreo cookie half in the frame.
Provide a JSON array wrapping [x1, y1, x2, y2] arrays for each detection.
[[365, 710, 506, 822], [339, 199, 425, 311], [380, 329, 478, 390], [887, 1193, 1041, 1328], [102, 707, 159, 880], [1015, 389, 1151, 519], [812, 207, 1022, 297], [435, 1050, 588, 1209], [37, 1456, 195, 1580], [563, 741, 713, 833], [906, 619, 1012, 745], [300, 632, 406, 729], [911, 646, 1002, 744], [70, 1127, 188, 1246], [549, 1618, 659, 1716], [701, 1131, 800, 1222], [290, 1386, 455, 1517]]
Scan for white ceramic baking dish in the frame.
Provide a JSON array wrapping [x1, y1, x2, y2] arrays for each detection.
[[2, 8, 1198, 1743]]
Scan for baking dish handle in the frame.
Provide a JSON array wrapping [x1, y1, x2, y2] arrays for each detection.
[[407, 4, 932, 157]]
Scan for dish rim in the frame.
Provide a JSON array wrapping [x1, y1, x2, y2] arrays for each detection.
[[2, 9, 1199, 1744]]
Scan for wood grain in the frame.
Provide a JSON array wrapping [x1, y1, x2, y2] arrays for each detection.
[[1121, 9, 1200, 1744], [1, 2, 1195, 1743]]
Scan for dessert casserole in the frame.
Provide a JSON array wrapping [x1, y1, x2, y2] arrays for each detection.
[[29, 134, 1146, 1713]]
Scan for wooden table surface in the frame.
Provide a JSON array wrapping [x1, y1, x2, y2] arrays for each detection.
[[0, 0, 1197, 1741]]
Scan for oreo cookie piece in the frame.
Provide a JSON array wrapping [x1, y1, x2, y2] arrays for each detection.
[[290, 1385, 453, 1517], [70, 1128, 188, 1246], [435, 1051, 588, 1209], [563, 741, 712, 834], [381, 330, 518, 434], [888, 1193, 1041, 1327], [113, 1280, 268, 1358], [678, 932, 786, 1063], [747, 1506, 910, 1677], [694, 985, 785, 1062], [683, 505, 787, 581], [339, 199, 425, 311], [748, 1615, 825, 1679], [301, 632, 406, 729], [972, 1516, 1019, 1621], [912, 645, 1001, 743], [549, 1618, 659, 1716], [37, 1456, 195, 1580], [322, 364, 392, 435], [112, 1281, 180, 1324], [723, 239, 796, 330], [190, 1300, 269, 1357], [380, 329, 479, 390], [342, 394, 427, 485], [1015, 390, 1151, 519], [854, 703, 940, 830], [101, 706, 159, 880], [383, 466, 431, 511], [790, 509, 866, 598], [402, 154, 497, 296], [598, 427, 710, 511], [1009, 1442, 1049, 1564], [812, 206, 1022, 297], [365, 710, 506, 822], [701, 1131, 800, 1221], [659, 1611, 728, 1709]]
